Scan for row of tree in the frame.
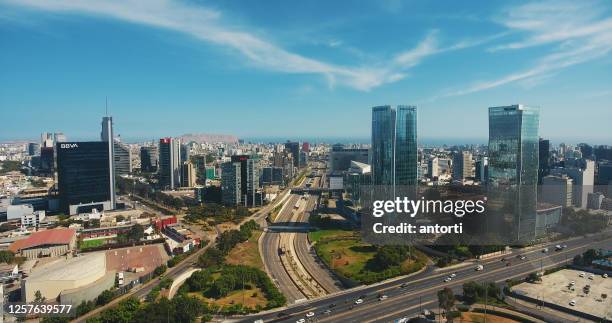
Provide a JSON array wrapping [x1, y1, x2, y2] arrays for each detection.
[[185, 203, 251, 224]]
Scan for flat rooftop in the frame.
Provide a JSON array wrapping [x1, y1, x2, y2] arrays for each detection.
[[28, 253, 105, 282], [513, 269, 611, 319]]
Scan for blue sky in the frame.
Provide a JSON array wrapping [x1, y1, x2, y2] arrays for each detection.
[[1, 0, 611, 144]]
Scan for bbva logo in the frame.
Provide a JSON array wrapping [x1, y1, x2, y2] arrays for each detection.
[[60, 143, 79, 149]]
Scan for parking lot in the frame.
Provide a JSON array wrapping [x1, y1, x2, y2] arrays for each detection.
[[513, 269, 611, 319]]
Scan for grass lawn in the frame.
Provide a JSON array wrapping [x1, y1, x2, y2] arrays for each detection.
[[308, 229, 356, 243], [79, 238, 107, 250], [313, 231, 428, 284], [315, 238, 377, 280], [225, 230, 264, 270], [188, 286, 268, 309], [461, 312, 519, 323]]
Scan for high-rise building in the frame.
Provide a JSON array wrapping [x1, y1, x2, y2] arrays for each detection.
[[284, 142, 300, 168], [587, 192, 604, 210], [140, 146, 159, 173], [302, 142, 310, 153], [488, 104, 540, 242], [541, 175, 573, 207], [427, 157, 439, 179], [27, 143, 40, 156], [159, 138, 181, 190], [113, 141, 132, 175], [551, 159, 595, 208], [181, 161, 197, 187], [261, 167, 283, 185], [56, 142, 116, 214], [230, 155, 260, 207], [329, 145, 369, 172], [538, 138, 550, 184], [475, 157, 488, 183], [452, 151, 474, 182], [221, 162, 241, 206], [371, 105, 417, 186]]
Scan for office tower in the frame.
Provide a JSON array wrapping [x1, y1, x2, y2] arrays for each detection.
[[488, 104, 539, 242], [452, 151, 474, 182], [100, 116, 116, 207], [56, 142, 116, 214], [181, 161, 197, 187], [541, 175, 573, 207], [230, 155, 260, 207], [427, 157, 439, 179], [371, 105, 417, 186], [551, 159, 594, 208], [100, 117, 112, 142], [577, 143, 593, 159], [159, 138, 181, 190], [54, 133, 67, 143], [180, 143, 190, 164], [475, 157, 488, 183], [27, 143, 40, 156], [221, 162, 241, 206], [284, 141, 300, 168], [302, 142, 310, 153], [113, 141, 132, 175], [41, 132, 54, 148], [261, 167, 283, 185], [40, 147, 54, 173], [597, 161, 612, 187], [330, 145, 369, 172], [140, 146, 159, 173], [538, 138, 550, 184]]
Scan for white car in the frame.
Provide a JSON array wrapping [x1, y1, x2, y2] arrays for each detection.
[[395, 318, 408, 323], [588, 274, 594, 280], [579, 272, 585, 278], [378, 295, 388, 301], [569, 281, 576, 285], [475, 265, 484, 271], [604, 273, 608, 278], [296, 319, 306, 323], [450, 273, 457, 278], [569, 300, 576, 306], [354, 299, 363, 305], [444, 277, 452, 282], [305, 312, 315, 318]]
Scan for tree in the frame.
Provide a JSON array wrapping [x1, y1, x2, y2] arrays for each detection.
[[197, 247, 224, 268], [437, 287, 455, 318], [527, 272, 542, 283], [34, 290, 46, 303], [128, 224, 144, 242], [0, 250, 15, 263], [154, 264, 167, 276], [96, 290, 114, 306]]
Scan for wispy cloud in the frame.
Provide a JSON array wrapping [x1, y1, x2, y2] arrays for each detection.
[[438, 0, 612, 98], [2, 0, 490, 91]]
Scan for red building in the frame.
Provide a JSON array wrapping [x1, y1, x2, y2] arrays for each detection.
[[153, 216, 177, 231]]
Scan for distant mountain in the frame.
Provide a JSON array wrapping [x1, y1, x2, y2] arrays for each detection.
[[179, 133, 239, 144]]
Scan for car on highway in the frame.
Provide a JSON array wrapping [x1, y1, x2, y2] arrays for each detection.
[[378, 295, 388, 301], [519, 255, 526, 260], [604, 273, 608, 278], [450, 273, 457, 278], [579, 272, 585, 277], [296, 319, 305, 323], [555, 244, 563, 251], [305, 312, 315, 318], [542, 248, 549, 253], [569, 281, 576, 286], [400, 282, 409, 288], [569, 300, 576, 306], [323, 309, 332, 315], [354, 299, 364, 305], [444, 277, 452, 282], [395, 318, 408, 323], [328, 303, 336, 308], [475, 264, 484, 271], [588, 274, 594, 280]]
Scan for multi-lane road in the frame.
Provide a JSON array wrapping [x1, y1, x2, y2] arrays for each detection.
[[243, 231, 612, 323]]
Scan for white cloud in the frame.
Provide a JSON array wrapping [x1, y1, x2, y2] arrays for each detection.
[[2, 0, 489, 91], [439, 0, 612, 98]]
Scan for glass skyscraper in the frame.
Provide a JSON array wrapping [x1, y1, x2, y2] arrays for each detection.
[[371, 105, 417, 187], [487, 104, 540, 243]]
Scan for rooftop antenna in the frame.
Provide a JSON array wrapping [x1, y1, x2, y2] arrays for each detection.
[[105, 96, 108, 116]]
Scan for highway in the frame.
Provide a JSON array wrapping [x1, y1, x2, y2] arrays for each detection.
[[242, 231, 612, 323], [259, 162, 343, 304]]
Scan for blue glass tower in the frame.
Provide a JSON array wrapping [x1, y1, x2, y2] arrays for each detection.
[[371, 105, 417, 187], [488, 104, 540, 242]]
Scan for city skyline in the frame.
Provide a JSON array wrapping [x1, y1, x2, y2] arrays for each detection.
[[1, 0, 611, 143]]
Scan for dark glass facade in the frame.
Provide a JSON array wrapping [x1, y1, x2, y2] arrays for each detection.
[[488, 105, 540, 243], [56, 141, 112, 213], [284, 142, 300, 168], [371, 105, 417, 186]]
